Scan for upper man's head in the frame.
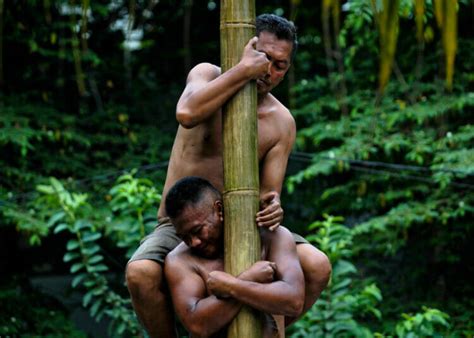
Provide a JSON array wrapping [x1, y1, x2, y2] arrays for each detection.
[[165, 176, 224, 258], [255, 14, 298, 95]]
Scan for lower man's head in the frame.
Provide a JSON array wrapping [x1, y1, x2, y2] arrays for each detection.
[[165, 176, 223, 258]]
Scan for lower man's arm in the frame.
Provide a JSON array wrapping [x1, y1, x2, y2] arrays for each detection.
[[208, 270, 303, 317]]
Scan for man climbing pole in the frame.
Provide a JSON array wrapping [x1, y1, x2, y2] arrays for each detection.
[[125, 13, 332, 338]]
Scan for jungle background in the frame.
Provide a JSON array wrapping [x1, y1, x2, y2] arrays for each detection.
[[1, 0, 473, 336]]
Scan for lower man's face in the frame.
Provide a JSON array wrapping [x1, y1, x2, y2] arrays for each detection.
[[174, 202, 223, 258]]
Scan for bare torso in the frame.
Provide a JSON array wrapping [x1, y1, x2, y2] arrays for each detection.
[[158, 65, 293, 218], [168, 234, 281, 338]]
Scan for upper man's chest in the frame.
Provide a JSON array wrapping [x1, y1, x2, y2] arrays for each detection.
[[200, 109, 279, 160]]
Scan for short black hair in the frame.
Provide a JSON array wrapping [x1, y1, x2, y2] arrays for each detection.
[[256, 14, 298, 60], [165, 176, 221, 219]]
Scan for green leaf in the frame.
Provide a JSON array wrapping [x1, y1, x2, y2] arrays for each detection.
[[54, 223, 70, 234], [63, 251, 80, 262], [72, 273, 87, 288], [87, 255, 104, 265], [29, 234, 41, 246], [83, 232, 102, 242], [73, 219, 91, 231], [66, 239, 80, 250], [88, 264, 108, 273], [116, 322, 126, 335], [37, 184, 54, 194], [83, 290, 94, 307], [82, 245, 100, 256], [90, 299, 103, 317], [70, 262, 85, 273], [48, 211, 66, 227]]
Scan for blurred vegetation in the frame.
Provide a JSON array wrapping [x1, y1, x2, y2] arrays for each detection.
[[0, 278, 86, 337], [0, 0, 473, 336]]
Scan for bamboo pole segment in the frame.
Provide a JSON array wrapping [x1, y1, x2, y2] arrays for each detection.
[[220, 1, 262, 337]]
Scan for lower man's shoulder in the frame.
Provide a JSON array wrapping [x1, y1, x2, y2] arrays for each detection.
[[166, 243, 191, 264]]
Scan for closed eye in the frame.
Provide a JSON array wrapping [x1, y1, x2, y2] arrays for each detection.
[[191, 225, 203, 235]]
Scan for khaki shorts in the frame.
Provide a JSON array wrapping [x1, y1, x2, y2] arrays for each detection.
[[129, 217, 309, 265]]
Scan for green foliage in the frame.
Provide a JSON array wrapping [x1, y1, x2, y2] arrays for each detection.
[[0, 282, 86, 337], [3, 171, 162, 336], [0, 97, 173, 193], [289, 215, 382, 338], [286, 2, 474, 333], [289, 216, 457, 337], [36, 177, 140, 336], [108, 170, 162, 258], [1, 0, 473, 336], [395, 307, 450, 338], [288, 76, 474, 264]]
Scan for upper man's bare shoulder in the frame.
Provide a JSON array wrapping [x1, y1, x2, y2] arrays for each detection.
[[186, 62, 222, 83], [273, 95, 296, 130], [265, 94, 296, 145]]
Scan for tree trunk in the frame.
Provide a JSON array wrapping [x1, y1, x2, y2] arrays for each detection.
[[220, 1, 262, 337]]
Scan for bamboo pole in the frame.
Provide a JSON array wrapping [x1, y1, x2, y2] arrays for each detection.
[[220, 1, 262, 337]]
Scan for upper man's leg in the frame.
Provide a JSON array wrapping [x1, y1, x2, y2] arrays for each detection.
[[125, 220, 182, 338], [126, 260, 176, 338], [285, 233, 332, 326], [297, 243, 332, 311]]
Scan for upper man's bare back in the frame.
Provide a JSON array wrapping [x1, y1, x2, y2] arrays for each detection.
[[158, 61, 296, 219]]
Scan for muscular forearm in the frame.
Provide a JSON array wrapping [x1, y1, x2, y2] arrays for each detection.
[[228, 278, 303, 317], [181, 296, 242, 337], [177, 63, 252, 128]]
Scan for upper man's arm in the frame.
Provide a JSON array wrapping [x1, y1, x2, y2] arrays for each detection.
[[260, 108, 296, 196], [176, 38, 272, 129], [257, 109, 296, 228], [164, 251, 242, 337], [175, 63, 221, 128]]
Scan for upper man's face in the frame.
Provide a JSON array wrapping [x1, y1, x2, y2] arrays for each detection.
[[256, 31, 293, 95], [173, 198, 223, 259]]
